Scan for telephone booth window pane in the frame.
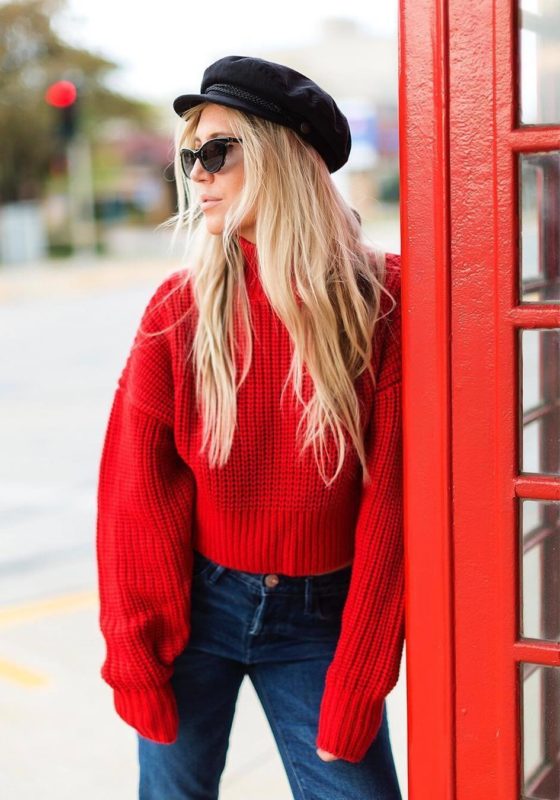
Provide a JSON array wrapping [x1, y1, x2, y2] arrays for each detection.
[[519, 152, 560, 304], [520, 663, 560, 799], [520, 500, 560, 641], [519, 0, 560, 125], [520, 329, 560, 475]]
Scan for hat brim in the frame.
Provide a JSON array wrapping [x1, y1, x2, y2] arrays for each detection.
[[173, 92, 285, 126]]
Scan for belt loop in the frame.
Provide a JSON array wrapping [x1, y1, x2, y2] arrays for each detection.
[[207, 564, 227, 584], [248, 587, 267, 635], [304, 576, 312, 613]]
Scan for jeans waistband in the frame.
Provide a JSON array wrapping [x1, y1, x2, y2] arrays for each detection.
[[192, 549, 352, 592]]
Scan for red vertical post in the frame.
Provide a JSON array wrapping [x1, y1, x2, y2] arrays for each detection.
[[446, 0, 517, 792], [398, 0, 455, 798]]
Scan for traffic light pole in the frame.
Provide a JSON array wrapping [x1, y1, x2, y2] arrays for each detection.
[[46, 80, 98, 260], [66, 132, 97, 259]]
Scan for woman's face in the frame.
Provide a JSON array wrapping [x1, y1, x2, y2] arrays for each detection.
[[189, 104, 256, 242]]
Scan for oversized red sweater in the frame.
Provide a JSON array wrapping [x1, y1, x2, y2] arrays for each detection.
[[96, 235, 404, 763]]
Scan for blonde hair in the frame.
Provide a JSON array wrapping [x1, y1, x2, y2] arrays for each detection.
[[155, 102, 395, 487]]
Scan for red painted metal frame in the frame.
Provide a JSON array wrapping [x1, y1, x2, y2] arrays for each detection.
[[400, 0, 560, 797], [447, 0, 519, 788], [399, 0, 455, 797], [448, 0, 559, 796]]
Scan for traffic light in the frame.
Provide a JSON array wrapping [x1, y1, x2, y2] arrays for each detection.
[[45, 80, 79, 142]]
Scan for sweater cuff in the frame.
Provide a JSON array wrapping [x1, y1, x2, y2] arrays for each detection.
[[316, 671, 385, 763], [113, 682, 178, 744]]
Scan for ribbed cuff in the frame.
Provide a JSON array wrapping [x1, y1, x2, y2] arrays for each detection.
[[316, 671, 385, 763], [113, 682, 178, 744]]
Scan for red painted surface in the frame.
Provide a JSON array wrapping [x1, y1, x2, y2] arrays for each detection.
[[399, 0, 455, 798], [399, 0, 560, 797]]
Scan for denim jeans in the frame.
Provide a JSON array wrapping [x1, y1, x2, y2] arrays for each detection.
[[137, 550, 403, 800]]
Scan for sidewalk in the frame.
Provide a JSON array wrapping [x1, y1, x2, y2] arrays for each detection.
[[0, 254, 179, 304]]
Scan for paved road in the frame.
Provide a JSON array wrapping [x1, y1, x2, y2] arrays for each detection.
[[0, 227, 407, 799]]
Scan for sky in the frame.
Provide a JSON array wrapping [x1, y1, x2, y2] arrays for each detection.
[[53, 0, 397, 107]]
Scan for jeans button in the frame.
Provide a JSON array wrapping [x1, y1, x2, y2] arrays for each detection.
[[264, 574, 280, 588]]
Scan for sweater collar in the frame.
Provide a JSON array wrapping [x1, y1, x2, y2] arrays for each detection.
[[237, 236, 303, 308], [238, 235, 266, 301], [238, 235, 257, 265]]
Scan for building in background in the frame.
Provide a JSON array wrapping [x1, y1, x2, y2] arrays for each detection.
[[262, 17, 399, 220]]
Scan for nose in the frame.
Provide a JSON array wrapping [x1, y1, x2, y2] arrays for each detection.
[[189, 156, 210, 183]]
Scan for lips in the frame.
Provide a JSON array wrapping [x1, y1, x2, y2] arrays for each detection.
[[200, 195, 221, 205], [200, 198, 221, 213]]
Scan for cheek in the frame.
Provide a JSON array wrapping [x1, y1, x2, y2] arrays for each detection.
[[228, 163, 245, 198], [212, 164, 244, 212]]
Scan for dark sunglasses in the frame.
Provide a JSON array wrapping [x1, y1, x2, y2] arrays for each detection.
[[180, 137, 242, 178]]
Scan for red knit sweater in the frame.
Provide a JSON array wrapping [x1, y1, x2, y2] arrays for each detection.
[[96, 236, 404, 763]]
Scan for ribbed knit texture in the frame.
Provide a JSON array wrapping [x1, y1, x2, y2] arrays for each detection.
[[96, 236, 404, 762]]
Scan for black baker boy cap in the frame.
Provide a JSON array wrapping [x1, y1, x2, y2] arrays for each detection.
[[172, 55, 351, 173]]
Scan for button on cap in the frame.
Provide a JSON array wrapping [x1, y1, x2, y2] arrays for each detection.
[[264, 574, 280, 588]]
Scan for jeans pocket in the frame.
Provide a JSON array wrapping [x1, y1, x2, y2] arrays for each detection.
[[314, 582, 351, 622], [192, 550, 216, 580]]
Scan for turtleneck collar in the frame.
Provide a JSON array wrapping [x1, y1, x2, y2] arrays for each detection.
[[238, 235, 257, 264], [238, 235, 266, 301], [237, 235, 304, 308]]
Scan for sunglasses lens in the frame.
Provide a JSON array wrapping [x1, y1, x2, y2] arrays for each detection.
[[180, 139, 234, 178], [180, 149, 196, 178], [201, 140, 227, 173]]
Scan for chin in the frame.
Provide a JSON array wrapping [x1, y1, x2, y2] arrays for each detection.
[[204, 219, 225, 236]]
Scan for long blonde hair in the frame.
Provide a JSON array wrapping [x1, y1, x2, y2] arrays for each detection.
[[155, 101, 395, 487]]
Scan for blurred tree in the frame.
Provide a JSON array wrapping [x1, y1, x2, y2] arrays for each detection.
[[0, 0, 160, 203], [378, 170, 400, 203]]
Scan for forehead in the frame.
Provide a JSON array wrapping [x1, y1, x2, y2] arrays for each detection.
[[194, 104, 235, 140]]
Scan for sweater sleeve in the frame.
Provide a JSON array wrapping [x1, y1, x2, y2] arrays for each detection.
[[316, 257, 405, 763], [96, 275, 196, 744]]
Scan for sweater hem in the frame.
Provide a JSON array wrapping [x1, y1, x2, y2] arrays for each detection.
[[193, 504, 359, 576]]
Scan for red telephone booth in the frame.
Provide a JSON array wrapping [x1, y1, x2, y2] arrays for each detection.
[[399, 0, 559, 796]]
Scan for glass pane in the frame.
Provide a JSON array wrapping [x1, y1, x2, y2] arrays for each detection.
[[520, 663, 560, 799], [523, 498, 544, 535], [520, 329, 560, 475], [520, 499, 560, 640], [519, 152, 560, 304], [519, 0, 560, 125]]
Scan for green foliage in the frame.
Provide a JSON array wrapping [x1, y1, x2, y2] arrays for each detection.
[[378, 170, 400, 203], [0, 0, 159, 203]]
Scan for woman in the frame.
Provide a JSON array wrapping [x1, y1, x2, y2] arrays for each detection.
[[96, 55, 404, 800]]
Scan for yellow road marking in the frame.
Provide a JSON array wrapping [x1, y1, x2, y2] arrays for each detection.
[[0, 658, 49, 687], [0, 590, 98, 629], [0, 590, 99, 688]]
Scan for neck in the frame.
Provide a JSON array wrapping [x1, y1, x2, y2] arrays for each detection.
[[238, 224, 256, 244]]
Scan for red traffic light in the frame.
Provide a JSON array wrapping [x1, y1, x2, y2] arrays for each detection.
[[45, 80, 78, 108]]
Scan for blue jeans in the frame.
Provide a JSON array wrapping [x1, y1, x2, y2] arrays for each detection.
[[137, 550, 402, 800]]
